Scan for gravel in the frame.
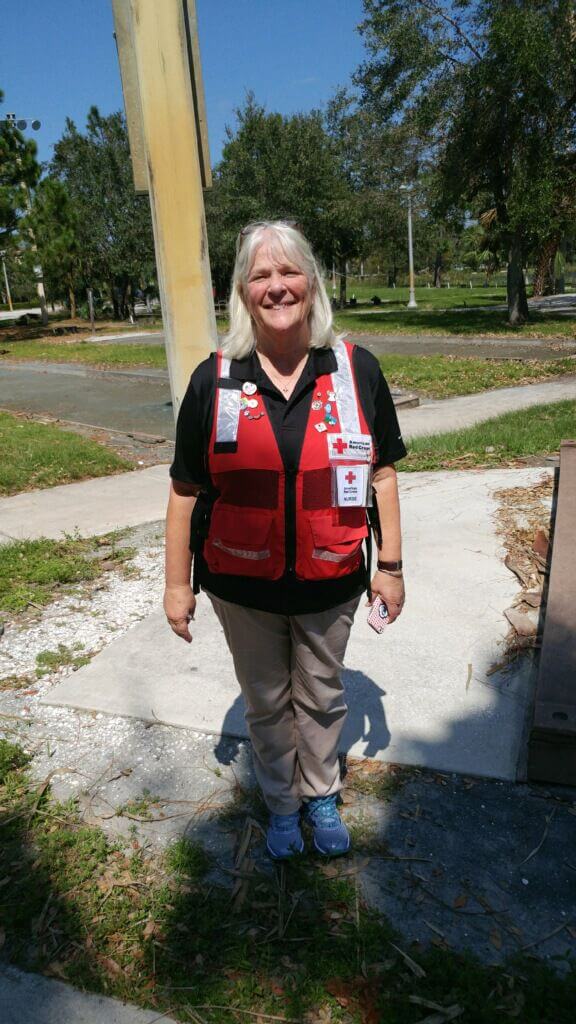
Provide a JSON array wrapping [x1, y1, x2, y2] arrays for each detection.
[[0, 521, 254, 860]]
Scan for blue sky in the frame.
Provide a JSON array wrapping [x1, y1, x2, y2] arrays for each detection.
[[1, 0, 367, 169]]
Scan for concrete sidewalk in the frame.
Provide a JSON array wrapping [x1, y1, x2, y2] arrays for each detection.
[[0, 377, 574, 545], [0, 965, 177, 1024], [398, 375, 576, 436], [0, 464, 169, 544], [42, 466, 551, 782]]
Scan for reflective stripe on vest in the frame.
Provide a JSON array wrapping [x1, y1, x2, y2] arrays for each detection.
[[215, 354, 242, 444], [332, 339, 361, 433], [214, 340, 358, 443]]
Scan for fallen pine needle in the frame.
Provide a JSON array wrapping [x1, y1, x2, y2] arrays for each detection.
[[521, 921, 573, 951], [519, 807, 556, 865], [389, 941, 426, 978], [167, 1002, 302, 1023]]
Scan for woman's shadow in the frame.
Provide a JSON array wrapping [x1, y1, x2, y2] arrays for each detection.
[[213, 668, 390, 765]]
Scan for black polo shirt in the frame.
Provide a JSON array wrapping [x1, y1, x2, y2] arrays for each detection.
[[170, 344, 407, 614]]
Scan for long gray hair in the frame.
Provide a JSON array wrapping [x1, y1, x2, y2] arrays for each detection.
[[220, 220, 338, 360]]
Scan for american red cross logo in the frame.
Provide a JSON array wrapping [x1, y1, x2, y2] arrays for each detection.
[[333, 438, 348, 455], [345, 471, 356, 484]]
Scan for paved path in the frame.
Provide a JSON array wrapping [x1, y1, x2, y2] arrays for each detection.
[[0, 375, 574, 544], [398, 375, 576, 437], [80, 328, 576, 359], [42, 466, 550, 782], [0, 965, 177, 1024], [0, 360, 174, 437]]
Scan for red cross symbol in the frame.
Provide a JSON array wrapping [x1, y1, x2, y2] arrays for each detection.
[[345, 471, 356, 484], [333, 437, 348, 455]]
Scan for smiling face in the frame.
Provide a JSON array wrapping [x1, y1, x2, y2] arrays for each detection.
[[243, 236, 314, 345]]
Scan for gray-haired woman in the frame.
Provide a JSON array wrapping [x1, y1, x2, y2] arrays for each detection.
[[164, 221, 406, 859]]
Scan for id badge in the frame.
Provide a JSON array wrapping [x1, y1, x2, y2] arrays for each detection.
[[331, 463, 373, 507]]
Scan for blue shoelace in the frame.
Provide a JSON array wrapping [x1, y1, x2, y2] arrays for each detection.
[[306, 796, 340, 826]]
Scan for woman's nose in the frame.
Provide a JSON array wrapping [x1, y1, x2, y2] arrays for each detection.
[[267, 273, 286, 296]]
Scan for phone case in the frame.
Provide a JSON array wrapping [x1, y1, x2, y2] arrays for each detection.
[[367, 596, 389, 634]]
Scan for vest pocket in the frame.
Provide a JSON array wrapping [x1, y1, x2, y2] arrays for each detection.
[[205, 506, 277, 577], [298, 513, 368, 578]]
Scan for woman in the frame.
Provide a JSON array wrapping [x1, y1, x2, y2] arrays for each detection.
[[164, 221, 406, 859]]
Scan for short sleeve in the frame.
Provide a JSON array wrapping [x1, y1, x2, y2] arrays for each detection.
[[169, 356, 215, 486], [353, 346, 408, 466]]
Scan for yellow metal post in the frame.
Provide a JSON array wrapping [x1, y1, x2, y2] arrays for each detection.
[[112, 0, 217, 416]]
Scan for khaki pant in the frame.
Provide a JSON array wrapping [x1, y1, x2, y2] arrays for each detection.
[[207, 593, 361, 814]]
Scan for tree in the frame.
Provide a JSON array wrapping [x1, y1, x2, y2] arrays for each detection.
[[29, 178, 83, 317], [205, 95, 364, 306], [355, 1, 576, 324], [51, 107, 156, 319], [0, 92, 41, 250]]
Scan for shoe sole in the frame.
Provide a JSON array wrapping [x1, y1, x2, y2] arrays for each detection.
[[266, 838, 305, 860], [312, 835, 351, 857]]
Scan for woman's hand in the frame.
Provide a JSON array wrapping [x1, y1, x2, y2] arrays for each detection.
[[367, 572, 405, 624], [164, 584, 196, 643]]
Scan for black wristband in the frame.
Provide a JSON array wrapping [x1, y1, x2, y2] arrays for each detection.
[[377, 559, 403, 572]]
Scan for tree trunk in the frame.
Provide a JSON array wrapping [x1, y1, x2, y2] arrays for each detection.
[[433, 250, 443, 288], [338, 256, 347, 308], [507, 233, 529, 324], [532, 234, 560, 297], [387, 256, 398, 288], [110, 280, 120, 320], [68, 285, 76, 320]]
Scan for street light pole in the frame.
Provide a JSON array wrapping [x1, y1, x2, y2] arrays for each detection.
[[406, 193, 417, 309], [400, 183, 417, 309]]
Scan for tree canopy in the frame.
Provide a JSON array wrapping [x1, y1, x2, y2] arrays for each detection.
[[205, 95, 364, 304], [355, 0, 576, 321], [51, 107, 156, 317]]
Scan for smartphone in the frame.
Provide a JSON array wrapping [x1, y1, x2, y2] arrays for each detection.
[[367, 595, 389, 634]]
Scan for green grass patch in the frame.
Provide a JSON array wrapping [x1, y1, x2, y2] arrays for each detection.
[[35, 642, 90, 678], [334, 284, 508, 309], [1, 340, 167, 368], [0, 411, 131, 495], [0, 533, 135, 614], [403, 400, 576, 471], [0, 749, 574, 1022], [336, 301, 576, 338], [379, 354, 576, 398], [0, 739, 31, 783]]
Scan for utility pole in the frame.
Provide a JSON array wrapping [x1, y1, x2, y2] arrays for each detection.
[[112, 0, 217, 418]]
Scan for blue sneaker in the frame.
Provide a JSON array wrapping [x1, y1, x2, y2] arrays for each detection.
[[266, 812, 304, 860], [304, 795, 350, 856]]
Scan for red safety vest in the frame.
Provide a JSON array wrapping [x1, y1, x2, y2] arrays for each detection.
[[204, 339, 374, 581]]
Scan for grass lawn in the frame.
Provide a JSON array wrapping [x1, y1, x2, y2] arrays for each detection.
[[0, 340, 167, 369], [0, 742, 574, 1023], [402, 400, 576, 471], [333, 284, 507, 308], [379, 354, 576, 398], [336, 305, 576, 338], [0, 533, 135, 614], [0, 412, 131, 495]]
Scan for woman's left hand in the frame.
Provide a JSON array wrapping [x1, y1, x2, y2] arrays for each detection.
[[367, 572, 405, 624]]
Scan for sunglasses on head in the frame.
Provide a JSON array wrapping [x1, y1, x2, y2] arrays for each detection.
[[236, 219, 304, 251]]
